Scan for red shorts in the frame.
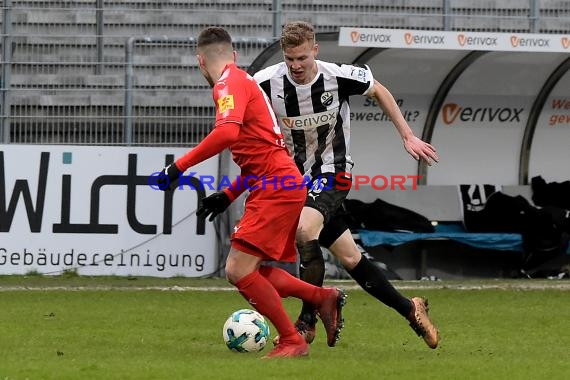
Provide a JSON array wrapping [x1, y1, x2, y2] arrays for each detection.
[[231, 181, 305, 262]]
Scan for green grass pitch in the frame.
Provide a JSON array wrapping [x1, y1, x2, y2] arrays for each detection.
[[1, 276, 569, 379]]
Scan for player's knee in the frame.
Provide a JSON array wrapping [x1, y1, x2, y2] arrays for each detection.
[[224, 258, 244, 285], [225, 264, 238, 285], [296, 208, 324, 242], [333, 247, 362, 271], [296, 223, 321, 243], [340, 254, 361, 271]]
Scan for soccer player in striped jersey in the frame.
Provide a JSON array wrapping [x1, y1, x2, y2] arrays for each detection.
[[253, 21, 440, 349]]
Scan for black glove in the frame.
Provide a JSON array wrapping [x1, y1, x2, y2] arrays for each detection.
[[197, 191, 232, 221], [155, 163, 181, 191]]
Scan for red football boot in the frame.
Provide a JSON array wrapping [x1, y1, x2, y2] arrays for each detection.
[[316, 287, 347, 347], [263, 334, 309, 359]]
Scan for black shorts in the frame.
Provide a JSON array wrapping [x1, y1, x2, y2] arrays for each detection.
[[319, 214, 350, 249], [304, 172, 352, 224]]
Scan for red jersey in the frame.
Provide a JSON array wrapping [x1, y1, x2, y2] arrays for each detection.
[[213, 64, 293, 178], [174, 63, 306, 262]]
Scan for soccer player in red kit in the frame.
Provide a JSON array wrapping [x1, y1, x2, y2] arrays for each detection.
[[155, 26, 346, 358]]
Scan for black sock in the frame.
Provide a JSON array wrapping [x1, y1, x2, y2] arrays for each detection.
[[297, 240, 324, 324], [347, 255, 412, 318]]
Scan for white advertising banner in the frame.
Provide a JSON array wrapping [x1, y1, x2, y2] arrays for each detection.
[[428, 95, 529, 185], [0, 145, 219, 277], [339, 27, 570, 53], [529, 73, 570, 182]]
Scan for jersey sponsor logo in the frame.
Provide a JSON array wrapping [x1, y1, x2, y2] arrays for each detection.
[[217, 95, 235, 114], [321, 91, 334, 107], [281, 108, 338, 129]]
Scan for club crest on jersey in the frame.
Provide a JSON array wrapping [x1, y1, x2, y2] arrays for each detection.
[[320, 91, 333, 107], [217, 95, 235, 114]]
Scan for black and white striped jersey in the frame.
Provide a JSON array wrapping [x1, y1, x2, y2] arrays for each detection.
[[254, 60, 374, 178]]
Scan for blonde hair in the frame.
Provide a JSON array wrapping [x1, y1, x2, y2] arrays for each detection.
[[280, 21, 315, 49]]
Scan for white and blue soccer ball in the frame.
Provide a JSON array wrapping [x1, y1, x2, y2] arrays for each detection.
[[222, 309, 270, 353]]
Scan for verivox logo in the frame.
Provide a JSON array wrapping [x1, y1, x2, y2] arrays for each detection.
[[457, 33, 498, 47], [350, 30, 391, 44], [404, 32, 445, 46], [441, 103, 523, 125], [281, 109, 338, 129], [562, 37, 570, 49], [510, 35, 550, 48]]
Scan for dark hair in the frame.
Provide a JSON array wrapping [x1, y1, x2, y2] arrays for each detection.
[[280, 21, 315, 49], [197, 27, 233, 48]]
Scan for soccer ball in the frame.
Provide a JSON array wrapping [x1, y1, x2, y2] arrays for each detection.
[[222, 309, 270, 353]]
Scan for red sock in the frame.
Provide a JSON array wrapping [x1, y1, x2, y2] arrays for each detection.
[[234, 270, 297, 340], [259, 265, 323, 304]]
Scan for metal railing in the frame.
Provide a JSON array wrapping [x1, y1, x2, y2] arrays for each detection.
[[1, 0, 569, 145]]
